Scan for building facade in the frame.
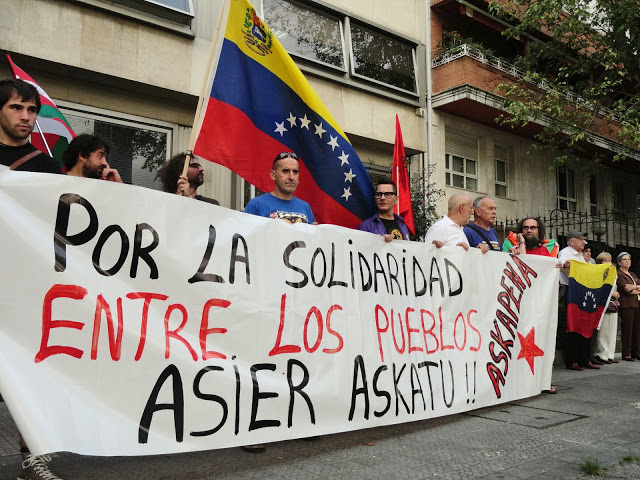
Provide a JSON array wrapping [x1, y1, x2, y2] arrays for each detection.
[[3, 0, 639, 251], [1, 0, 428, 210]]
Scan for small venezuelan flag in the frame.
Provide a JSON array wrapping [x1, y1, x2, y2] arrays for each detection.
[[567, 261, 616, 337]]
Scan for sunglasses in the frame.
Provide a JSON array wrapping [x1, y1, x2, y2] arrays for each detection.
[[275, 152, 299, 160], [374, 192, 396, 198]]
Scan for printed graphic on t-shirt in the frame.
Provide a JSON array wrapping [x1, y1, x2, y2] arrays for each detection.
[[270, 211, 309, 224], [381, 218, 403, 240]]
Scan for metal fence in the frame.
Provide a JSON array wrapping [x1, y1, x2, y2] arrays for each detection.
[[494, 208, 640, 271]]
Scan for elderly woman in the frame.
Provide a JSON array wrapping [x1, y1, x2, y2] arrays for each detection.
[[616, 252, 640, 361], [594, 252, 619, 363]]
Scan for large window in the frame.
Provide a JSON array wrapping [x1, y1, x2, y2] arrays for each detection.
[[105, 0, 194, 23], [61, 106, 173, 191], [349, 23, 417, 94], [557, 167, 577, 212], [262, 0, 418, 96], [263, 0, 344, 70]]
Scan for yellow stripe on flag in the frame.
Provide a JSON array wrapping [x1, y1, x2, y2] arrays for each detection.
[[224, 0, 349, 141], [569, 261, 616, 289]]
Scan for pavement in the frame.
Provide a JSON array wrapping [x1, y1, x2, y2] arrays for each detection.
[[1, 357, 639, 480]]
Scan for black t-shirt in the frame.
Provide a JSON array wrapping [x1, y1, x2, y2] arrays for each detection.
[[0, 142, 61, 174], [195, 194, 220, 206], [381, 217, 404, 240]]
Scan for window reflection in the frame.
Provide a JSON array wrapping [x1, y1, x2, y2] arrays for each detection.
[[263, 0, 344, 69], [350, 23, 416, 93]]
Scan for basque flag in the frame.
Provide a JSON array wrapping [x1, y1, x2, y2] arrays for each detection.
[[7, 55, 76, 164], [566, 261, 616, 337], [193, 0, 375, 227]]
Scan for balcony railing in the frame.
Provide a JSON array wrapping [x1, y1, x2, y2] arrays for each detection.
[[432, 44, 619, 122]]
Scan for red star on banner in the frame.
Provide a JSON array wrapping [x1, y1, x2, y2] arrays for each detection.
[[517, 327, 544, 374]]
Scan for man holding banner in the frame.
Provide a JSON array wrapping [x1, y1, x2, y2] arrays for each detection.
[[0, 78, 64, 480], [244, 152, 315, 224], [0, 79, 60, 173], [358, 178, 410, 242]]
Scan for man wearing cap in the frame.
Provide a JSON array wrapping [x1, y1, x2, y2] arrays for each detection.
[[557, 230, 600, 371]]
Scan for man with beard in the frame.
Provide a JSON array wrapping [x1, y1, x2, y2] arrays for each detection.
[[464, 196, 501, 253], [0, 79, 60, 173], [158, 152, 219, 205], [502, 217, 558, 257], [63, 134, 122, 182]]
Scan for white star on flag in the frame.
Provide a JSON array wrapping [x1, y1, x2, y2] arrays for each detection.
[[344, 169, 356, 182], [338, 151, 349, 166], [274, 121, 288, 137], [327, 135, 339, 151], [341, 187, 352, 201], [299, 114, 311, 130], [287, 113, 297, 127], [314, 122, 326, 138]]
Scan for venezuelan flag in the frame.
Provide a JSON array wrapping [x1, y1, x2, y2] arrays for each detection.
[[567, 261, 616, 337], [193, 0, 375, 227]]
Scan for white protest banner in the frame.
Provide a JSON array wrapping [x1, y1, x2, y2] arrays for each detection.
[[0, 168, 559, 456]]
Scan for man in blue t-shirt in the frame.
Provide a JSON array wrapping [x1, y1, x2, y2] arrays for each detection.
[[244, 151, 315, 224], [464, 196, 500, 254]]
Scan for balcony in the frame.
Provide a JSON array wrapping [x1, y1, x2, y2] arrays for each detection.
[[431, 44, 638, 162]]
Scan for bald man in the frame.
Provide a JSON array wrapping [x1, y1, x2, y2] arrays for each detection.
[[424, 193, 472, 250]]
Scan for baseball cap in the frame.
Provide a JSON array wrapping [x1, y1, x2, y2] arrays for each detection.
[[566, 229, 587, 240]]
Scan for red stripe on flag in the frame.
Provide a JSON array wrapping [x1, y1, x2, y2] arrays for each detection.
[[194, 99, 362, 228], [566, 304, 605, 338]]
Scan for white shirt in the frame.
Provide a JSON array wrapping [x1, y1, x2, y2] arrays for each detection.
[[557, 246, 585, 285], [425, 215, 469, 247]]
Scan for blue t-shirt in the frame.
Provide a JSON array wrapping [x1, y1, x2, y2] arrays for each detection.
[[463, 224, 500, 251], [244, 193, 315, 224]]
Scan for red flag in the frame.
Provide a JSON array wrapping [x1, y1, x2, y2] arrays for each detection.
[[392, 115, 415, 235]]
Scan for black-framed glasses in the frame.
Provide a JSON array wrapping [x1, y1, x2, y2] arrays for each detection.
[[374, 192, 396, 199], [522, 225, 538, 231], [275, 152, 299, 160], [188, 162, 202, 169]]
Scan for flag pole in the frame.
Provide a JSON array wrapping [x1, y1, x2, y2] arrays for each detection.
[[34, 119, 53, 156], [183, 0, 231, 177]]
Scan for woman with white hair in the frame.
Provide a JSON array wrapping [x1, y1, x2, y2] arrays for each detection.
[[616, 252, 640, 361], [594, 252, 619, 363]]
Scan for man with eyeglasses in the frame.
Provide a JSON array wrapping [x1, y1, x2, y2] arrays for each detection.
[[158, 152, 219, 205], [244, 152, 315, 225], [358, 178, 409, 241], [501, 217, 558, 257]]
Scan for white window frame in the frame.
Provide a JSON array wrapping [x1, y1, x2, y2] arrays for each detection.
[[494, 159, 508, 198], [57, 100, 177, 189], [347, 20, 419, 96], [556, 167, 577, 212], [445, 153, 478, 191]]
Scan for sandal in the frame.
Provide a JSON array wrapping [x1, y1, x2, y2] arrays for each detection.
[[543, 386, 557, 394]]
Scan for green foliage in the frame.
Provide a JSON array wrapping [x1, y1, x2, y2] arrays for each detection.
[[410, 163, 445, 241], [621, 455, 640, 463], [579, 457, 607, 476], [489, 0, 640, 164]]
